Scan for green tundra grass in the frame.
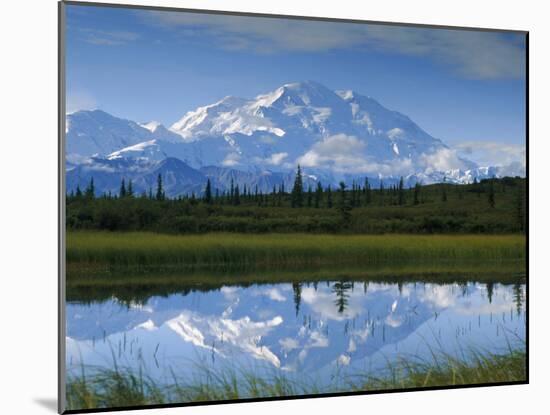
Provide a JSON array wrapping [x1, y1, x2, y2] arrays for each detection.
[[66, 231, 526, 274]]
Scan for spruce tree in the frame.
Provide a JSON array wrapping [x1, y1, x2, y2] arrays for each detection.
[[120, 178, 127, 198], [488, 179, 495, 208], [413, 182, 421, 205], [327, 185, 333, 208], [338, 181, 352, 225], [314, 182, 322, 208], [307, 186, 313, 207], [127, 179, 134, 198], [234, 184, 240, 205], [156, 174, 164, 201], [292, 283, 302, 317], [398, 176, 405, 205], [365, 178, 371, 205], [204, 178, 212, 204], [85, 177, 95, 199], [291, 165, 304, 208]]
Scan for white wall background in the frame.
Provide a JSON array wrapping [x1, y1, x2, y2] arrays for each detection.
[[0, 0, 545, 413]]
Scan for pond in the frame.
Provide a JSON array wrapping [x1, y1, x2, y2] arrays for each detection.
[[66, 277, 526, 390]]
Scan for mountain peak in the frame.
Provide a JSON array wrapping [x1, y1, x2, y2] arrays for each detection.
[[335, 90, 355, 100], [140, 121, 162, 133]]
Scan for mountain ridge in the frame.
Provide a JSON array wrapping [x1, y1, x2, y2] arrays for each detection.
[[65, 81, 524, 196]]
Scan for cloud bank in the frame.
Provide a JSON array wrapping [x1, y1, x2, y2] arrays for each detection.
[[142, 10, 525, 79]]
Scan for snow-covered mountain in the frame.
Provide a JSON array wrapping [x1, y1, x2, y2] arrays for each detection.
[[65, 81, 524, 196]]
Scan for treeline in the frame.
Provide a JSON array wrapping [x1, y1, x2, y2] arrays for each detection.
[[67, 166, 527, 234]]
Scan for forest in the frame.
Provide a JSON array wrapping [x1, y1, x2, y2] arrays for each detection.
[[66, 166, 527, 234]]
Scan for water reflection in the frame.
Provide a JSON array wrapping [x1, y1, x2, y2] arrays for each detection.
[[66, 279, 526, 386]]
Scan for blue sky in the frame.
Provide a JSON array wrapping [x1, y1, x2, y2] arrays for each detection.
[[65, 4, 526, 165]]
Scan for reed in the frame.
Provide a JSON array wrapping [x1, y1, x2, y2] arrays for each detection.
[[65, 348, 526, 411]]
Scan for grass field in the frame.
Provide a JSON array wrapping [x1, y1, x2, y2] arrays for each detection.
[[65, 349, 526, 410], [67, 231, 526, 273]]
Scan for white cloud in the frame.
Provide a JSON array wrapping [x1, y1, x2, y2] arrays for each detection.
[[297, 133, 366, 170], [454, 141, 526, 168], [141, 10, 525, 79], [279, 337, 299, 352], [296, 133, 416, 176], [222, 152, 241, 167], [419, 147, 469, 172], [258, 152, 289, 166], [80, 28, 139, 46], [253, 287, 286, 302]]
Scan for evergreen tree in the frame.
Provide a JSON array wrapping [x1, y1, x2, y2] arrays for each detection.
[[441, 184, 447, 202], [127, 179, 134, 198], [513, 283, 523, 316], [332, 281, 352, 314], [204, 178, 213, 204], [234, 184, 240, 205], [307, 186, 313, 207], [326, 185, 333, 208], [230, 179, 235, 201], [148, 187, 153, 200], [379, 180, 384, 206], [413, 182, 421, 205], [85, 177, 95, 199], [486, 282, 494, 303], [291, 165, 304, 208], [398, 176, 405, 205], [338, 181, 352, 225], [365, 178, 371, 205], [488, 179, 495, 208], [120, 178, 127, 198], [75, 185, 82, 198], [155, 174, 164, 201], [314, 182, 322, 208], [292, 283, 302, 317]]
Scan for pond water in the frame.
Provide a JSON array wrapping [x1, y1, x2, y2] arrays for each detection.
[[66, 278, 526, 388]]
